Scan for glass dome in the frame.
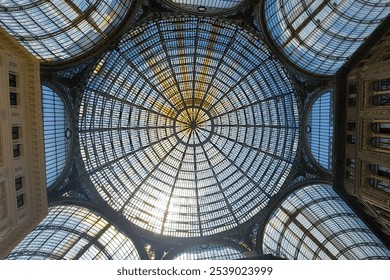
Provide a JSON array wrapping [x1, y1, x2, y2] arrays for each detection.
[[42, 85, 72, 188], [306, 89, 333, 171], [0, 0, 136, 63], [6, 205, 144, 260], [261, 183, 390, 259], [78, 16, 300, 238], [262, 0, 390, 76]]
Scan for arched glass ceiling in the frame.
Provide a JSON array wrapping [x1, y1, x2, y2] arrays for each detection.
[[262, 0, 390, 76], [0, 0, 134, 62], [163, 0, 246, 14], [79, 16, 300, 238], [261, 183, 390, 260], [306, 89, 333, 171], [165, 242, 247, 260], [6, 205, 144, 260], [42, 85, 71, 188]]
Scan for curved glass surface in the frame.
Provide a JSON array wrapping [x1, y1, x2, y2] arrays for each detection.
[[262, 183, 390, 259], [263, 0, 390, 75], [163, 0, 246, 13], [306, 89, 333, 170], [167, 242, 247, 260], [0, 0, 134, 62], [42, 85, 71, 188], [6, 205, 143, 260], [79, 16, 300, 238]]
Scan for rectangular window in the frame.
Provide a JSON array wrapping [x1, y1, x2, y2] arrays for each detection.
[[12, 126, 19, 140], [348, 84, 357, 95], [348, 97, 356, 107], [347, 135, 356, 144], [346, 171, 355, 181], [15, 177, 23, 191], [9, 73, 16, 87], [16, 194, 24, 208], [13, 144, 21, 158], [347, 158, 356, 169], [10, 92, 17, 106], [347, 122, 356, 131]]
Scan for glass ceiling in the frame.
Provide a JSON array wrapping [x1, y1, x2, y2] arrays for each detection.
[[262, 183, 390, 260], [0, 0, 133, 62], [163, 0, 245, 13], [6, 205, 143, 260], [263, 0, 390, 75], [306, 89, 333, 171], [79, 16, 300, 238], [42, 85, 71, 188], [166, 242, 247, 260]]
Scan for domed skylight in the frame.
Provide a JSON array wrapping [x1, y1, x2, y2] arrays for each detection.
[[78, 16, 300, 238]]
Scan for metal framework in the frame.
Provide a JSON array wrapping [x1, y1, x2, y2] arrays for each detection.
[[42, 85, 72, 188], [1, 1, 389, 260], [162, 0, 249, 14], [78, 16, 300, 238], [0, 0, 138, 64], [261, 0, 390, 76], [163, 239, 248, 260], [305, 89, 333, 171], [6, 204, 145, 260], [260, 183, 390, 259]]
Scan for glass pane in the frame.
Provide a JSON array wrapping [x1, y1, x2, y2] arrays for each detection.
[[306, 89, 333, 170], [42, 86, 71, 187]]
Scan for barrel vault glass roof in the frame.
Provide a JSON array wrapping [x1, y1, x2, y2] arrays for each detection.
[[263, 0, 390, 75], [0, 0, 135, 62], [7, 205, 145, 260], [1, 0, 389, 260], [261, 183, 390, 259]]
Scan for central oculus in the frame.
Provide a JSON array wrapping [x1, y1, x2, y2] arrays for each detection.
[[174, 107, 214, 147]]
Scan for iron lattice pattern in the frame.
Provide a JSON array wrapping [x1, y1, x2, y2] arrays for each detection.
[[7, 205, 143, 260], [263, 0, 390, 75], [0, 0, 133, 62], [79, 16, 300, 238], [262, 183, 390, 259]]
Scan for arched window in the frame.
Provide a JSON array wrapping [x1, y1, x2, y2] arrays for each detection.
[[0, 1, 136, 63], [42, 86, 71, 188], [306, 89, 333, 170], [371, 122, 390, 134], [371, 137, 390, 150], [373, 79, 390, 92], [6, 205, 145, 260], [262, 0, 390, 76], [261, 183, 390, 259]]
